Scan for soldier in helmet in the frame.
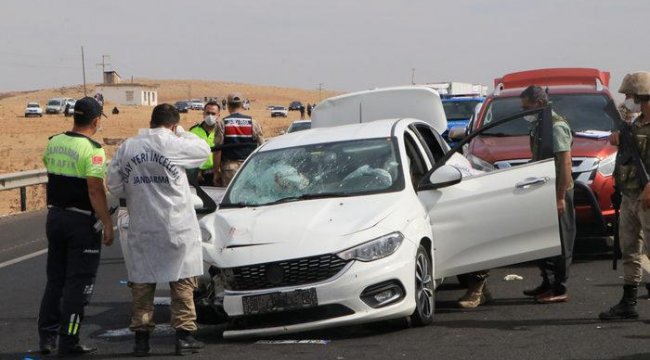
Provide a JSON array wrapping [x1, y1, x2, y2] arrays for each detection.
[[600, 71, 650, 320], [618, 73, 642, 122]]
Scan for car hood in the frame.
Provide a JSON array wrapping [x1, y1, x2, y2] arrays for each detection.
[[469, 134, 616, 162], [205, 192, 403, 267]]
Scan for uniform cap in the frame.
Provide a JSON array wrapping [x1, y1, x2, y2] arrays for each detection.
[[227, 92, 244, 104], [624, 71, 650, 96], [74, 96, 106, 121]]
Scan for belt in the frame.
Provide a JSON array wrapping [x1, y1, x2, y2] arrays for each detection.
[[48, 205, 93, 217]]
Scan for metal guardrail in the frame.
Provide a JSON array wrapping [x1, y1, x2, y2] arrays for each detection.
[[0, 169, 48, 211]]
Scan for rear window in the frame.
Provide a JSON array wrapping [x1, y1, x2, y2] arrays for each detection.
[[480, 94, 615, 136]]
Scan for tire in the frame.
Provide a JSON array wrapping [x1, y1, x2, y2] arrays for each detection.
[[193, 275, 228, 324], [410, 244, 434, 326]]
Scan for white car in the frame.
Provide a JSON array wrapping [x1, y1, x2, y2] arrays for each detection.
[[286, 119, 311, 133], [196, 87, 562, 338], [24, 102, 43, 117], [270, 106, 288, 117]]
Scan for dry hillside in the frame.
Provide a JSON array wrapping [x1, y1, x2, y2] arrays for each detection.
[[0, 79, 338, 216]]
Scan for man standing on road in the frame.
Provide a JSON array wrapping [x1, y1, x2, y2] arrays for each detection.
[[37, 96, 113, 357], [521, 85, 576, 304], [600, 72, 650, 320], [213, 92, 264, 187], [107, 104, 210, 356], [188, 101, 221, 186]]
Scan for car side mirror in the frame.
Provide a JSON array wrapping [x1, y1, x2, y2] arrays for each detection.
[[417, 165, 462, 191], [448, 126, 467, 141]]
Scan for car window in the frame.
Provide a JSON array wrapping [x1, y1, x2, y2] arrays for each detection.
[[223, 138, 404, 207], [404, 132, 428, 189], [481, 94, 615, 136], [442, 100, 482, 120], [411, 124, 447, 164]]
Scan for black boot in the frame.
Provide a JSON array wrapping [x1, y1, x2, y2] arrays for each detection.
[[175, 329, 204, 356], [599, 284, 639, 320], [133, 331, 151, 357]]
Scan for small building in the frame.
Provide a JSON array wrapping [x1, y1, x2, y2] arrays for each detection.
[[95, 83, 159, 106]]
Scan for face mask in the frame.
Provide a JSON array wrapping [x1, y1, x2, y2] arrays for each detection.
[[204, 114, 217, 126], [624, 98, 641, 113], [523, 114, 538, 123]]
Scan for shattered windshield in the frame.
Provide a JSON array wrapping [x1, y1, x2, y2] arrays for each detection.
[[222, 138, 404, 207], [481, 94, 615, 136]]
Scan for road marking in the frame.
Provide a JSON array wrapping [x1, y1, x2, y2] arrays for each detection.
[[0, 248, 47, 269]]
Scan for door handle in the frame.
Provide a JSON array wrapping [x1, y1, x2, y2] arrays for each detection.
[[515, 177, 549, 189]]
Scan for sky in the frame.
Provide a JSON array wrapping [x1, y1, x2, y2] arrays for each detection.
[[0, 0, 647, 97]]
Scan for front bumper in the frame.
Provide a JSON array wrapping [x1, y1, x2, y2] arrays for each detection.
[[222, 240, 417, 338]]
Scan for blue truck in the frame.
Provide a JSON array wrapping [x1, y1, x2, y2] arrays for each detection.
[[441, 95, 485, 147]]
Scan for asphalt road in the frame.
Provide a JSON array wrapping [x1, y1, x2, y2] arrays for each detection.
[[1, 212, 649, 360]]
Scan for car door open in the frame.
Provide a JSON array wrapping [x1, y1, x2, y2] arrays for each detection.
[[418, 159, 561, 278]]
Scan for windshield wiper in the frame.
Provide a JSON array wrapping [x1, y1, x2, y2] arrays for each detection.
[[264, 192, 348, 206], [219, 202, 249, 209]]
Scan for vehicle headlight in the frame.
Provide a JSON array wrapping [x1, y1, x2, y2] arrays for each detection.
[[337, 232, 404, 262], [466, 154, 496, 171], [597, 152, 616, 177]]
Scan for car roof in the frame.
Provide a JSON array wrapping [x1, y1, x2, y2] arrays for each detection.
[[261, 118, 406, 152], [491, 85, 612, 99]]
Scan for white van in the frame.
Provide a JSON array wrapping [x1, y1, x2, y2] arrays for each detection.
[[46, 97, 74, 114]]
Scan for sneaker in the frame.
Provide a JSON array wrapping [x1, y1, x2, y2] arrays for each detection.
[[535, 290, 568, 304], [57, 344, 97, 357], [523, 282, 550, 297]]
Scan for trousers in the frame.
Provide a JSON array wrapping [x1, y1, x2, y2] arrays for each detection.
[[129, 277, 199, 332], [38, 208, 101, 346], [537, 189, 576, 293], [619, 194, 650, 285]]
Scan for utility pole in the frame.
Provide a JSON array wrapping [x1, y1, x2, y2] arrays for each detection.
[[411, 68, 416, 85], [96, 54, 111, 83], [318, 83, 324, 102], [81, 46, 87, 96]]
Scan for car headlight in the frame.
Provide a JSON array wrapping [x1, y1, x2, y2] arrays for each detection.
[[466, 154, 496, 171], [337, 232, 404, 262], [597, 152, 616, 177]]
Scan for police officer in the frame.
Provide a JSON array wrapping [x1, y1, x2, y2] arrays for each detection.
[[213, 92, 264, 187], [600, 71, 650, 320], [37, 97, 113, 356], [188, 100, 220, 186], [521, 85, 576, 304]]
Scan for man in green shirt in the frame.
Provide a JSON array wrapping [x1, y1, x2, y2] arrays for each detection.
[[188, 101, 220, 186], [38, 97, 114, 357]]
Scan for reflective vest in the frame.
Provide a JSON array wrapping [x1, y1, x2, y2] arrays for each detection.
[[222, 113, 256, 161], [43, 132, 106, 213], [189, 123, 215, 170], [615, 116, 650, 197]]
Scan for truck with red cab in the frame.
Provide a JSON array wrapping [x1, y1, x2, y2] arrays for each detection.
[[464, 68, 618, 238]]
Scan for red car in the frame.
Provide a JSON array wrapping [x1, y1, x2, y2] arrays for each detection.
[[465, 68, 618, 238]]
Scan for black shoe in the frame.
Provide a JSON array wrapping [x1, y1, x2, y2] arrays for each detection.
[[39, 336, 57, 355], [134, 331, 151, 357], [599, 302, 639, 320], [175, 330, 204, 356], [523, 282, 551, 297], [57, 344, 97, 357]]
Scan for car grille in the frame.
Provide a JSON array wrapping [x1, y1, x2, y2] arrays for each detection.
[[223, 254, 349, 291]]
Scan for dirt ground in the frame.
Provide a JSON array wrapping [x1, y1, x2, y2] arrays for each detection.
[[0, 79, 337, 216]]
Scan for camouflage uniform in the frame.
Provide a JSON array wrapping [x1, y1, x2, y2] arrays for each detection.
[[214, 116, 264, 186], [129, 277, 199, 332]]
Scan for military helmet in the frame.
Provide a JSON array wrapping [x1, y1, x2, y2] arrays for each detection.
[[618, 73, 634, 94], [623, 71, 650, 96]]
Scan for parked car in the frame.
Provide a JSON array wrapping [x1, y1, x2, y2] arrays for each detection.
[[64, 100, 76, 117], [191, 86, 561, 338], [462, 68, 618, 238], [270, 106, 288, 117], [288, 101, 303, 111], [286, 119, 311, 133], [175, 101, 191, 113], [190, 99, 205, 110], [45, 98, 72, 114], [24, 102, 43, 117]]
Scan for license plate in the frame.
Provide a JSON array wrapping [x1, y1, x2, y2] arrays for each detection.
[[242, 288, 318, 315]]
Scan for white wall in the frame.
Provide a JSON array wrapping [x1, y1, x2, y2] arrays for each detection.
[[96, 85, 158, 106]]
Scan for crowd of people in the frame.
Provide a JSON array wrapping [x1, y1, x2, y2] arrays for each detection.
[[36, 71, 650, 357]]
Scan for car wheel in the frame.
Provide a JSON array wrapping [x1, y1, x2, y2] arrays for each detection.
[[194, 275, 228, 324], [410, 245, 434, 326]]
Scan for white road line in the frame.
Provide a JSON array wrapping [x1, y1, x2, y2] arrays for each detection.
[[0, 248, 47, 269]]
